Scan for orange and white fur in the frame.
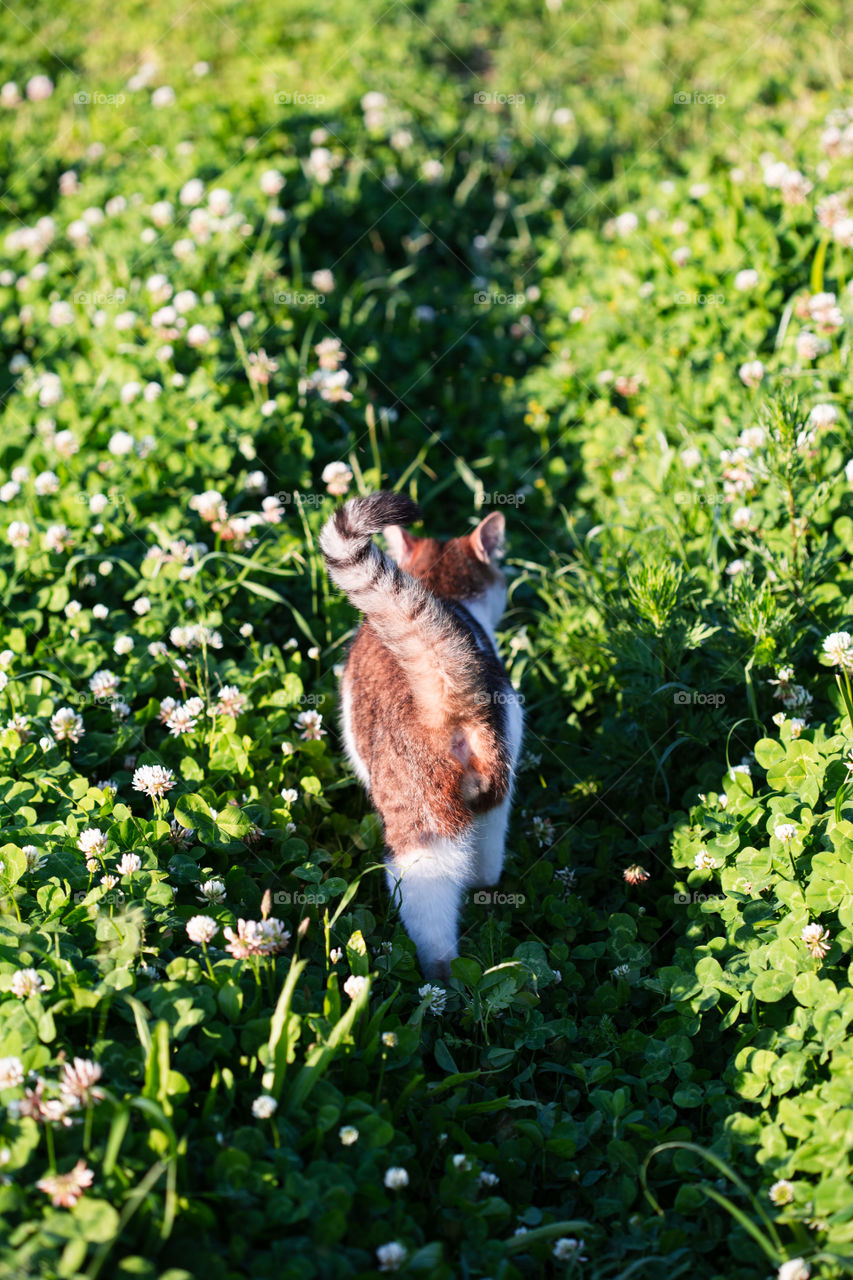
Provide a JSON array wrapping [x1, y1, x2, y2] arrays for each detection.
[[320, 492, 523, 981]]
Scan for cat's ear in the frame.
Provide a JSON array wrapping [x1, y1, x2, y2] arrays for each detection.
[[383, 525, 418, 565], [470, 511, 505, 564]]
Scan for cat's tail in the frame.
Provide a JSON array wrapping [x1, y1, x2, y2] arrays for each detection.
[[319, 492, 481, 728]]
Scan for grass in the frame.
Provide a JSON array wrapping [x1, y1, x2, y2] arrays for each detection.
[[0, 1, 853, 1277]]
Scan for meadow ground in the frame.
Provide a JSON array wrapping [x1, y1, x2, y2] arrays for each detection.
[[1, 1, 853, 1277]]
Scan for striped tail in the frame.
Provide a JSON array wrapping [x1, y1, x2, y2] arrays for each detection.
[[319, 493, 481, 728]]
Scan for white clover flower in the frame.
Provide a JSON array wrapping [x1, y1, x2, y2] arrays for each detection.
[[376, 1242, 407, 1273], [809, 291, 843, 333], [77, 828, 108, 857], [89, 669, 119, 700], [311, 268, 335, 293], [109, 431, 135, 456], [822, 631, 853, 669], [223, 918, 290, 959], [734, 268, 759, 292], [10, 968, 43, 998], [553, 1238, 588, 1261], [173, 290, 198, 314], [321, 460, 353, 495], [790, 718, 805, 739], [186, 323, 210, 348], [452, 1153, 471, 1170], [808, 403, 839, 429], [252, 1094, 277, 1119], [165, 702, 202, 736], [199, 879, 227, 904], [739, 360, 765, 389], [796, 331, 823, 361], [339, 1125, 359, 1145], [117, 853, 142, 876], [801, 923, 830, 959], [329, 947, 343, 964], [151, 85, 175, 109], [100, 874, 118, 890], [186, 915, 218, 944], [50, 707, 84, 742], [296, 709, 325, 740], [382, 1031, 398, 1047], [774, 824, 797, 842], [179, 178, 204, 207], [132, 764, 176, 799], [245, 470, 267, 494], [44, 524, 72, 553], [212, 685, 247, 718], [418, 983, 447, 1015], [27, 74, 54, 101], [693, 848, 719, 871], [769, 1179, 795, 1205], [260, 168, 286, 196], [383, 1167, 409, 1189], [7, 521, 29, 548], [60, 1057, 104, 1106], [0, 1056, 24, 1089], [23, 845, 46, 871], [778, 1261, 810, 1280], [113, 636, 134, 656], [343, 974, 368, 1000]]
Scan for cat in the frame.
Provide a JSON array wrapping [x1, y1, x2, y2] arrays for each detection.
[[320, 492, 523, 981]]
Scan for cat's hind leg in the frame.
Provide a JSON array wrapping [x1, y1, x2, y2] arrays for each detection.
[[385, 834, 474, 982], [469, 796, 511, 888]]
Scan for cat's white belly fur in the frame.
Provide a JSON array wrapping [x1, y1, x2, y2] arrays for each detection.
[[340, 676, 371, 787]]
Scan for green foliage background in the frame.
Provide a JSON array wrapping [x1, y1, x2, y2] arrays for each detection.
[[1, 1, 853, 1277]]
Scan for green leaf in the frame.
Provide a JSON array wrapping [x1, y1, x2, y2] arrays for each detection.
[[0, 843, 28, 887], [753, 738, 786, 769], [753, 970, 794, 1002], [215, 805, 252, 839], [433, 1038, 459, 1074]]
